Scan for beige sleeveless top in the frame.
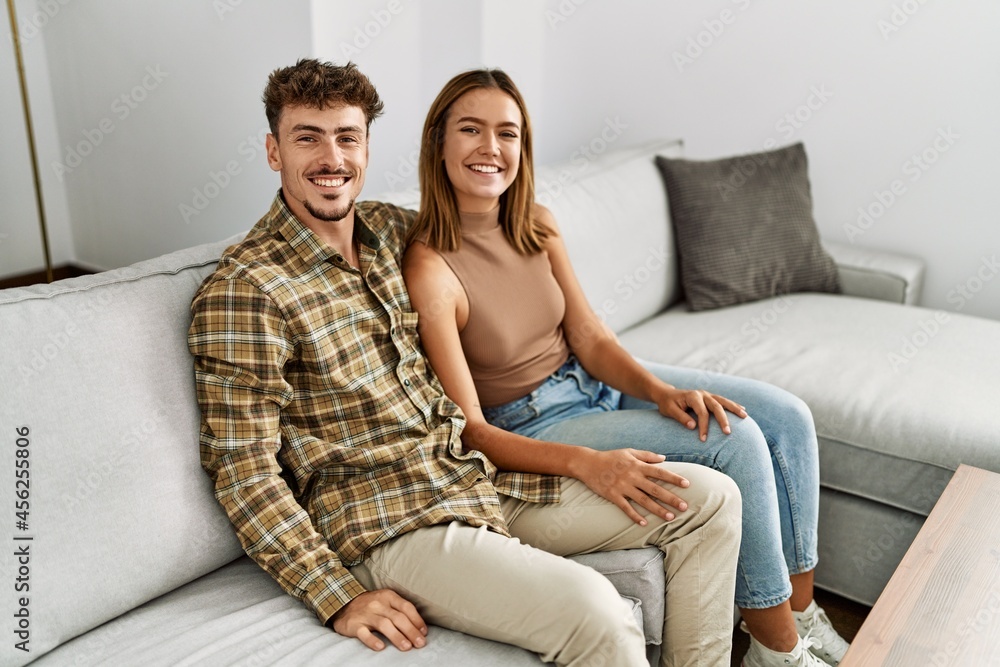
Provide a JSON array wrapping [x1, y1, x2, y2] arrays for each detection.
[[435, 207, 570, 408]]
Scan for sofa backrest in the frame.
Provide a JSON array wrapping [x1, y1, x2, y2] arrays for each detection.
[[535, 137, 685, 333], [0, 234, 246, 665], [377, 137, 685, 334], [0, 138, 683, 665]]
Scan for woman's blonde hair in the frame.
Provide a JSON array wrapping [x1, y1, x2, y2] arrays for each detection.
[[408, 68, 552, 254]]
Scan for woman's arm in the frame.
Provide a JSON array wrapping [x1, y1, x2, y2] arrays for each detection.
[[537, 204, 748, 442], [401, 241, 689, 525]]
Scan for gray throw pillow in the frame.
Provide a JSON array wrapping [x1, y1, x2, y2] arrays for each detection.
[[655, 142, 840, 311]]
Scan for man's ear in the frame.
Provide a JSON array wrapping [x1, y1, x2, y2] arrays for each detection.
[[265, 133, 281, 172]]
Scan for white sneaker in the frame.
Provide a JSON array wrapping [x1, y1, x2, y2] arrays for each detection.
[[741, 630, 830, 667], [793, 601, 850, 666]]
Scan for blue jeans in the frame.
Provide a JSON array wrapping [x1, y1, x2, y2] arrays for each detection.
[[482, 355, 820, 609]]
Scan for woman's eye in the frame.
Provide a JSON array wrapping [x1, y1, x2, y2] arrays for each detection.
[[460, 127, 478, 134]]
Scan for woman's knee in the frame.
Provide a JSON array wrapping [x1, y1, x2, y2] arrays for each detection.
[[706, 415, 773, 477], [724, 413, 768, 449], [777, 389, 816, 429], [749, 385, 818, 441]]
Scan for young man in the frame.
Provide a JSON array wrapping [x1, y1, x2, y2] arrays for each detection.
[[188, 59, 741, 666]]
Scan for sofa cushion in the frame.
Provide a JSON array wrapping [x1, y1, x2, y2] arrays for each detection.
[[29, 557, 548, 666], [655, 143, 840, 311], [537, 138, 686, 334], [0, 233, 247, 665], [31, 553, 656, 666], [617, 293, 996, 518]]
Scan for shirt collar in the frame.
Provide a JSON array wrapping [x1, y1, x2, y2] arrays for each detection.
[[266, 190, 382, 268]]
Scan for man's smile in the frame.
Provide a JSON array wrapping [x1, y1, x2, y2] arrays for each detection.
[[307, 172, 352, 193]]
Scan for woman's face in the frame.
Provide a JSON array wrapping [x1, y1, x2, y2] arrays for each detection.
[[441, 87, 522, 213]]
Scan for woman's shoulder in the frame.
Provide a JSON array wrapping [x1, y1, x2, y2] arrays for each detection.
[[402, 241, 453, 286], [531, 202, 557, 226], [402, 238, 438, 269], [402, 241, 466, 317], [530, 203, 563, 251]]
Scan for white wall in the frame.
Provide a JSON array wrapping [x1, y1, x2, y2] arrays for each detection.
[[8, 0, 998, 320], [1, 0, 75, 278], [27, 0, 312, 273], [310, 0, 546, 199], [314, 0, 1000, 321], [535, 0, 1000, 320]]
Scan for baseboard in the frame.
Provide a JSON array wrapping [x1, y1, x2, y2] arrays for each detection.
[[0, 264, 96, 289]]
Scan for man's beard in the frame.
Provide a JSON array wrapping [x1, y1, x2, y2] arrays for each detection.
[[304, 194, 355, 222]]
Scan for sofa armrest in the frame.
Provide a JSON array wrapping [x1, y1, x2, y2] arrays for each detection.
[[822, 240, 925, 305], [569, 548, 664, 645]]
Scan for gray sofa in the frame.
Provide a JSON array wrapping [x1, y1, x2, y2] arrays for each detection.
[[533, 139, 999, 608], [385, 138, 1000, 606], [2, 137, 997, 666], [0, 231, 663, 666]]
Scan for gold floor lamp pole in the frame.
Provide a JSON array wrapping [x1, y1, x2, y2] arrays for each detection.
[[6, 0, 54, 283]]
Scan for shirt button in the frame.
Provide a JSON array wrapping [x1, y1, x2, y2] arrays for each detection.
[[403, 379, 411, 386]]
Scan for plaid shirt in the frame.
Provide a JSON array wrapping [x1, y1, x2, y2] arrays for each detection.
[[188, 192, 559, 624]]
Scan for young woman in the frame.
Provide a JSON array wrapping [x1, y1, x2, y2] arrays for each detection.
[[402, 68, 850, 667]]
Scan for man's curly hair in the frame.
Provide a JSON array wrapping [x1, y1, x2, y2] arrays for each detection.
[[263, 59, 384, 136]]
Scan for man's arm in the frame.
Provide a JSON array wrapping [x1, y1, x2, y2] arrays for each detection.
[[189, 275, 364, 625]]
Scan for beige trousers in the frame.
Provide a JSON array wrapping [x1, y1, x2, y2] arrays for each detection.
[[350, 462, 740, 667]]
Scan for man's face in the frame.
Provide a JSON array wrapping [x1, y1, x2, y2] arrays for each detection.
[[266, 104, 369, 227]]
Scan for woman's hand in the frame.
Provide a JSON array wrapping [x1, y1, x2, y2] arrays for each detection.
[[568, 448, 691, 525], [652, 386, 747, 442]]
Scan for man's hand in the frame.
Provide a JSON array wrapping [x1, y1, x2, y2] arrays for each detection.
[[653, 387, 747, 442], [330, 589, 428, 652], [569, 448, 691, 526]]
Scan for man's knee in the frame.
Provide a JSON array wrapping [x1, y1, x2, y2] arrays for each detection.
[[671, 463, 742, 529], [557, 572, 645, 665]]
